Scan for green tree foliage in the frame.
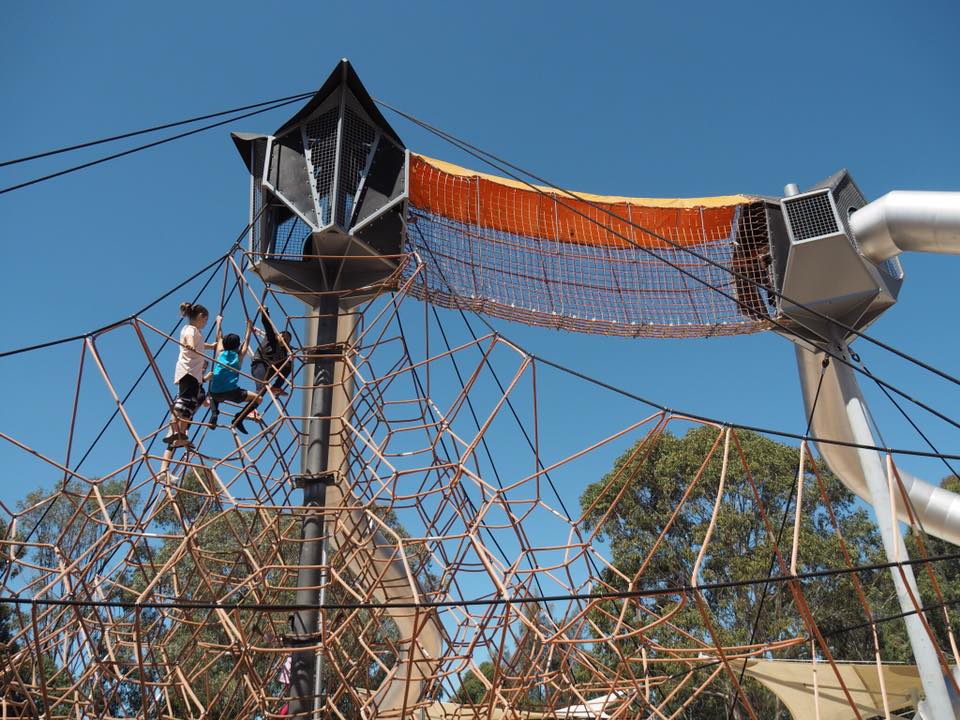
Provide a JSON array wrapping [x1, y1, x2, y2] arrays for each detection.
[[12, 478, 141, 717], [0, 518, 14, 647], [0, 517, 24, 707], [452, 660, 495, 704], [578, 426, 914, 719]]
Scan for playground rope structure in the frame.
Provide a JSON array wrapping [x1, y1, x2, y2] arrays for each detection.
[[5, 89, 960, 717], [0, 235, 956, 719]]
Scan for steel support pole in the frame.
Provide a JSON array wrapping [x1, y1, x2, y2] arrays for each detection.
[[833, 346, 959, 719], [288, 295, 339, 719]]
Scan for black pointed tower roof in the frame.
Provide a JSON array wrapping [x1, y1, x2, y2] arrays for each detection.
[[273, 58, 403, 145]]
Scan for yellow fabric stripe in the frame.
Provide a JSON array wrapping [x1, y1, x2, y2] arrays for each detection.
[[413, 153, 758, 208]]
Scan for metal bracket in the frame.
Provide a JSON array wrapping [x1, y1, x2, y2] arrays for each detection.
[[292, 471, 338, 488], [300, 342, 347, 359], [281, 628, 325, 646]]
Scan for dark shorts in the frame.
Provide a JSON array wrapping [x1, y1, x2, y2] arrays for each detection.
[[173, 374, 204, 419], [251, 361, 268, 383], [211, 388, 248, 404], [252, 359, 289, 388]]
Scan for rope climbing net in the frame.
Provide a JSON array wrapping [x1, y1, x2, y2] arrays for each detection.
[[0, 244, 958, 720]]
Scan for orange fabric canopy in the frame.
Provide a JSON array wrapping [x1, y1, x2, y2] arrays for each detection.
[[408, 154, 759, 250]]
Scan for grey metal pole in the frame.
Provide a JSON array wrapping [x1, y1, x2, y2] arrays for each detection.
[[832, 345, 959, 720], [288, 295, 339, 719]]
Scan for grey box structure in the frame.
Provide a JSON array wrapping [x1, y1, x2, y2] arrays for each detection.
[[232, 60, 408, 306], [771, 170, 904, 345]]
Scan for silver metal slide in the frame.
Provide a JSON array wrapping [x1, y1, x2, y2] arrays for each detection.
[[797, 344, 960, 546]]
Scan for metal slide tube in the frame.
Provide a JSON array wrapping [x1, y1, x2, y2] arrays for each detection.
[[290, 303, 443, 719], [797, 346, 960, 546], [321, 310, 443, 719], [851, 191, 960, 264], [797, 345, 960, 718]]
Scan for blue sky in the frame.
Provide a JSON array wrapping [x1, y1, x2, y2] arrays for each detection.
[[2, 0, 960, 520]]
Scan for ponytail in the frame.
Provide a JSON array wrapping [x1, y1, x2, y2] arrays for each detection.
[[180, 302, 209, 321]]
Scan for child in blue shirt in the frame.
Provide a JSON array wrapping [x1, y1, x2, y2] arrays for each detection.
[[209, 320, 261, 434]]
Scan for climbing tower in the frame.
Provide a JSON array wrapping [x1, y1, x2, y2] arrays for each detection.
[[233, 58, 407, 305], [232, 59, 433, 719]]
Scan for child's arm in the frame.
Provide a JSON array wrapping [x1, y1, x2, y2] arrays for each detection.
[[260, 307, 278, 348], [205, 315, 222, 350], [240, 320, 253, 358]]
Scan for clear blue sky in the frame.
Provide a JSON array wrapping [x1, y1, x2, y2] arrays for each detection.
[[2, 1, 960, 518]]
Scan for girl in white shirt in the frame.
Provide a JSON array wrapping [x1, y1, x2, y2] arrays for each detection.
[[163, 302, 216, 450]]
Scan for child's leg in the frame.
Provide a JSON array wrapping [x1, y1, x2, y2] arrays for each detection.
[[251, 362, 268, 395], [159, 443, 186, 479], [168, 375, 200, 445], [159, 420, 186, 474], [271, 368, 288, 394], [231, 390, 261, 434], [174, 405, 198, 445], [159, 445, 173, 475], [238, 390, 259, 417], [164, 414, 186, 445], [272, 360, 292, 392], [208, 396, 220, 427]]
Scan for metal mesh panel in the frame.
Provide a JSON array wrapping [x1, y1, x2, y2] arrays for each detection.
[[251, 147, 265, 255], [833, 176, 865, 242], [268, 131, 316, 227], [405, 201, 773, 338], [731, 202, 776, 320], [273, 212, 313, 258], [784, 192, 839, 241], [304, 108, 339, 226], [834, 177, 904, 280], [337, 106, 377, 226]]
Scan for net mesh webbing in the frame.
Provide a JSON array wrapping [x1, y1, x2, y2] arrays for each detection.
[[405, 154, 776, 338]]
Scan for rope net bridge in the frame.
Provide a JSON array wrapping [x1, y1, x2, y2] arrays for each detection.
[[0, 244, 957, 720], [405, 154, 775, 339]]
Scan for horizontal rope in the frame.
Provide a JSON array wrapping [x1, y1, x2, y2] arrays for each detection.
[[3, 551, 957, 613], [0, 94, 309, 196], [0, 89, 314, 168]]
